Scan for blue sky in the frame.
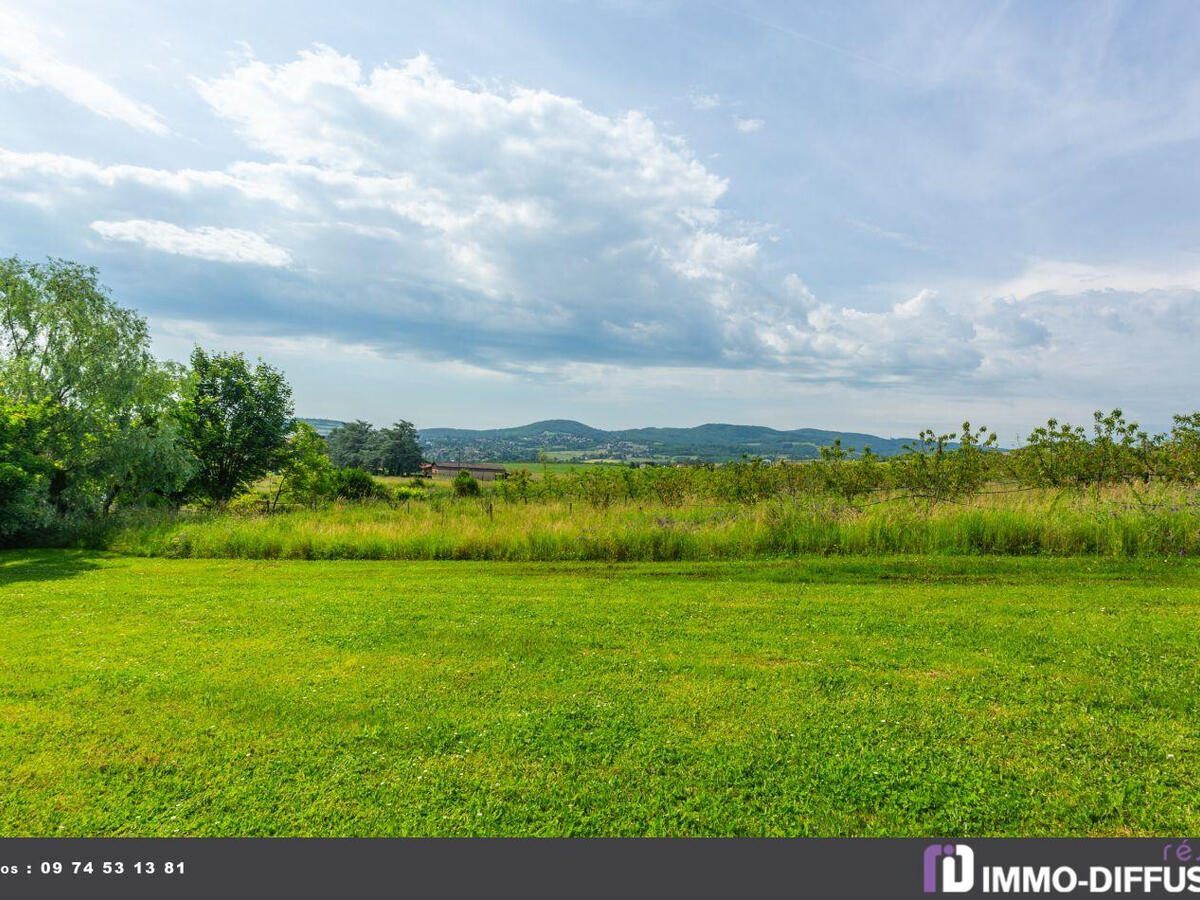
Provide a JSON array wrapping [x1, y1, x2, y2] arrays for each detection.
[[2, 0, 1198, 438]]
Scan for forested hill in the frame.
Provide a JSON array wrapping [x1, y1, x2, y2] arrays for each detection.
[[417, 419, 916, 463]]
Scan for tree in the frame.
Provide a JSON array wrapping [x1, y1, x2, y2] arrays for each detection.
[[326, 420, 374, 469], [0, 394, 52, 536], [327, 419, 423, 475], [363, 420, 423, 476], [271, 421, 336, 510], [1167, 413, 1200, 482], [179, 347, 293, 504], [0, 257, 194, 521]]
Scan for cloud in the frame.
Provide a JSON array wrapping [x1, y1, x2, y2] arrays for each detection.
[[0, 44, 1198, 405], [732, 115, 764, 133], [848, 219, 930, 253], [0, 7, 167, 134], [90, 220, 292, 266], [687, 90, 721, 110], [990, 258, 1200, 300]]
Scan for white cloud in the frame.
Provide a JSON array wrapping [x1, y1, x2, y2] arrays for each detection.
[[989, 258, 1200, 300], [90, 220, 292, 267], [0, 7, 167, 134], [0, 45, 1198, 405], [687, 90, 721, 110], [733, 116, 764, 133]]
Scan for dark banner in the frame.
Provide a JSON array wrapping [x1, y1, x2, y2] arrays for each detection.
[[0, 838, 1197, 899]]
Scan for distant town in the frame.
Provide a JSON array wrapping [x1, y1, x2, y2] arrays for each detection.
[[299, 417, 917, 464]]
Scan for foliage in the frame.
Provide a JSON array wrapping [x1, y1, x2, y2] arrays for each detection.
[[326, 420, 374, 470], [364, 420, 423, 476], [1010, 410, 1161, 489], [494, 467, 534, 502], [327, 419, 423, 475], [1167, 413, 1200, 482], [816, 440, 880, 502], [0, 393, 52, 536], [391, 484, 427, 502], [0, 257, 195, 525], [272, 421, 337, 509], [178, 347, 293, 505], [452, 469, 481, 497], [892, 423, 997, 502], [333, 467, 390, 501]]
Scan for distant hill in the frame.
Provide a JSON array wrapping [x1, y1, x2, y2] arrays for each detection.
[[418, 419, 916, 463]]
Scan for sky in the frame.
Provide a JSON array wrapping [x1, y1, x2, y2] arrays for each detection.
[[1, 0, 1198, 439]]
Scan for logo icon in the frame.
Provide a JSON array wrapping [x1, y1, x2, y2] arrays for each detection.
[[923, 844, 975, 893]]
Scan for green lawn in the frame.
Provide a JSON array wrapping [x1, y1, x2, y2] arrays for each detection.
[[1, 551, 1198, 836]]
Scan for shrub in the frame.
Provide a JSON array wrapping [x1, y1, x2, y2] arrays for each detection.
[[333, 468, 390, 501], [227, 491, 270, 515], [452, 470, 481, 497]]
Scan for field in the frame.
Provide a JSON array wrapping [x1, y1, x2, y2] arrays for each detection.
[[495, 459, 635, 473], [2, 550, 1198, 836], [99, 486, 1200, 561]]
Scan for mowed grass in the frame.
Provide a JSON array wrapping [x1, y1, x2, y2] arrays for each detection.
[[1, 551, 1198, 836]]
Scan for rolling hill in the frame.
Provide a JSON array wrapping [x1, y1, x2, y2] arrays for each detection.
[[417, 419, 916, 463]]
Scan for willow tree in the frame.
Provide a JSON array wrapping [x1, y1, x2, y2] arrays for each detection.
[[0, 257, 194, 526]]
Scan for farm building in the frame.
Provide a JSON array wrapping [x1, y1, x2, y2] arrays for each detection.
[[420, 462, 509, 481]]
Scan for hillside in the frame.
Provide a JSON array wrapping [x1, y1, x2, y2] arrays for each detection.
[[418, 419, 915, 463]]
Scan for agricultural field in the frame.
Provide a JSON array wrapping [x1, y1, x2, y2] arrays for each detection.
[[2, 551, 1198, 837]]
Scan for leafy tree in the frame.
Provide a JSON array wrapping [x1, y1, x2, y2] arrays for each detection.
[[271, 421, 336, 510], [816, 439, 881, 503], [0, 257, 194, 520], [363, 420, 423, 476], [1012, 411, 1151, 489], [893, 423, 997, 502], [178, 347, 293, 505], [326, 420, 374, 469], [0, 393, 52, 536], [506, 467, 533, 502], [1167, 412, 1200, 482]]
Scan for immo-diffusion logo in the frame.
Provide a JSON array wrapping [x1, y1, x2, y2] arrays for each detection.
[[919, 842, 1200, 894], [924, 844, 975, 893]]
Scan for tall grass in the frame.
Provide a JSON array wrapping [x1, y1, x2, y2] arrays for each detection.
[[97, 486, 1200, 561]]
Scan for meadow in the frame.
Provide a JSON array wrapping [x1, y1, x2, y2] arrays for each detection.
[[5, 408, 1200, 838], [2, 551, 1198, 836], [97, 485, 1200, 561], [97, 411, 1199, 563]]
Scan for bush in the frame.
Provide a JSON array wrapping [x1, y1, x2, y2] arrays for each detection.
[[227, 491, 270, 515], [333, 468, 390, 501], [452, 470, 481, 497]]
